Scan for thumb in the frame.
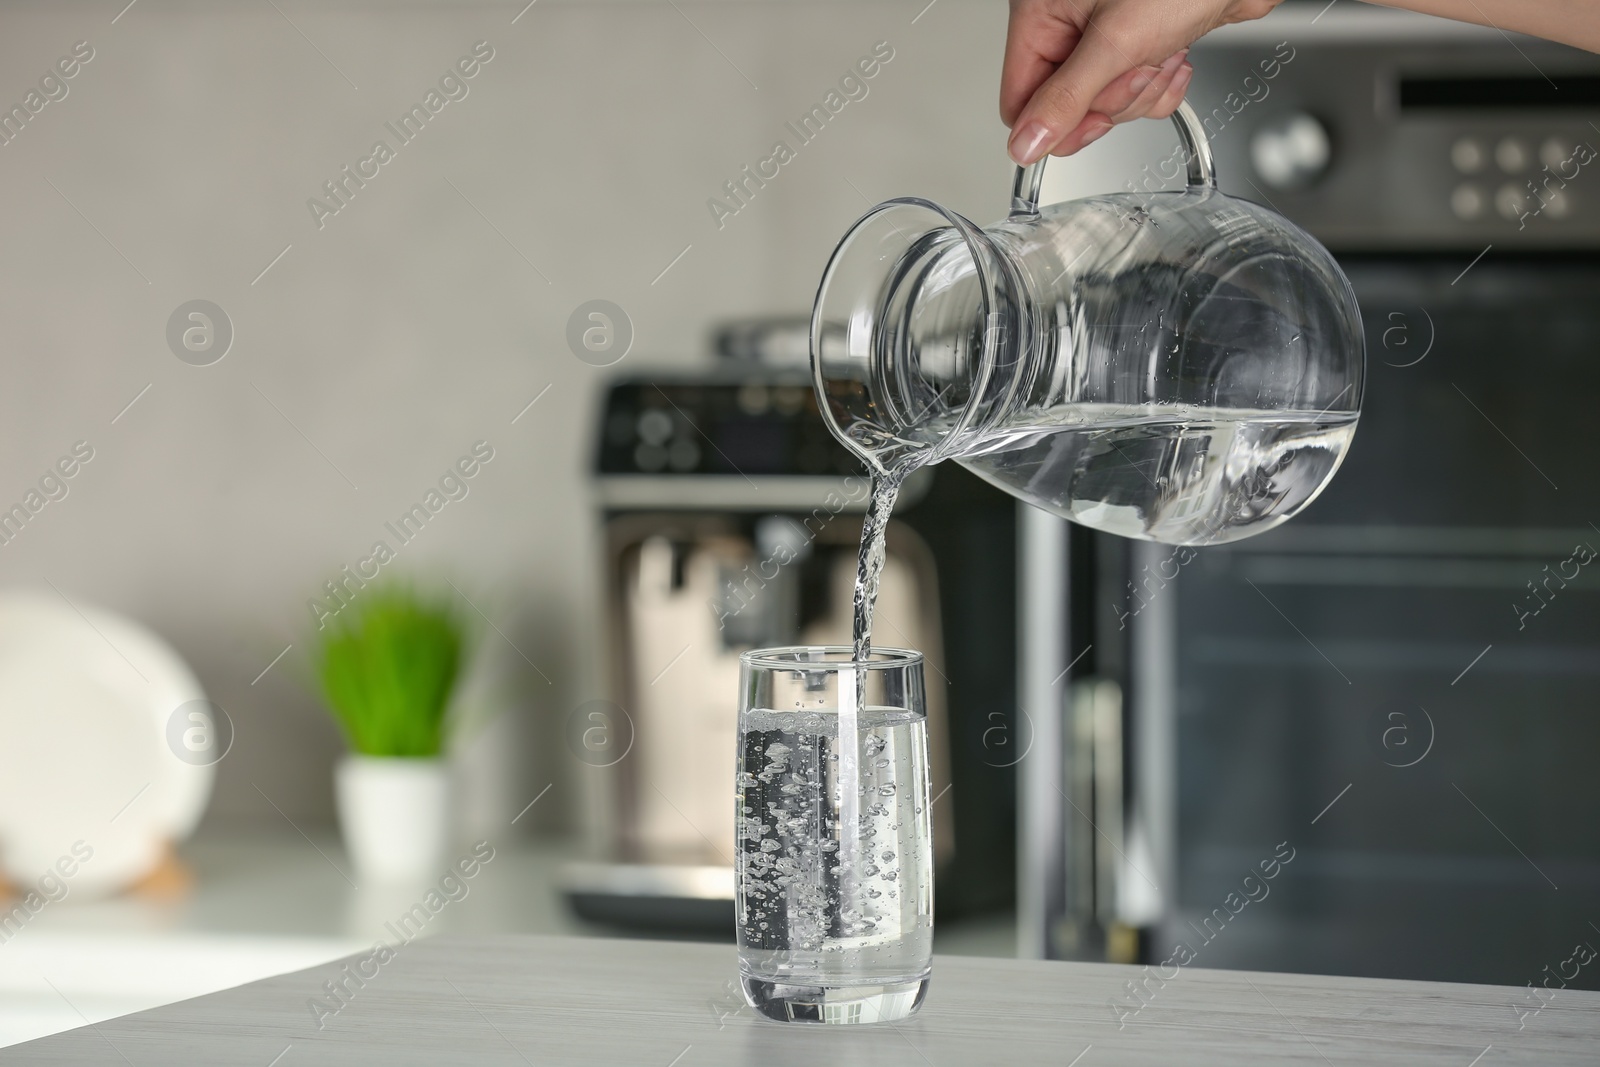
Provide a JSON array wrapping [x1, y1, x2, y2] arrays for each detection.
[[1007, 25, 1134, 165]]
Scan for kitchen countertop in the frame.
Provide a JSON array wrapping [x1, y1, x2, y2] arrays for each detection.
[[1, 832, 1014, 1048], [17, 830, 1010, 952], [8, 934, 1598, 1065], [14, 832, 596, 943], [0, 831, 595, 1048]]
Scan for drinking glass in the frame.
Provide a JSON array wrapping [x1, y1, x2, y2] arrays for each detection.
[[736, 646, 933, 1024]]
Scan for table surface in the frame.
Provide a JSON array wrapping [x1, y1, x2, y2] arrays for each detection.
[[9, 830, 1013, 954], [0, 831, 1013, 1050], [8, 934, 1599, 1066]]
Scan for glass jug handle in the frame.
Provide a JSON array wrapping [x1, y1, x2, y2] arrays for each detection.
[[1008, 100, 1216, 218]]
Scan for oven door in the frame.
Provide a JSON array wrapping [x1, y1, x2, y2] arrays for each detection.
[[1130, 256, 1600, 989]]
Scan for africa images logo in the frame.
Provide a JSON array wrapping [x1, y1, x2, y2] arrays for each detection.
[[306, 41, 495, 230], [0, 40, 94, 150], [705, 41, 895, 231]]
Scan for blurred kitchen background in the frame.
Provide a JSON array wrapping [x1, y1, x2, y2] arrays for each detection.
[[1, 0, 1598, 1048]]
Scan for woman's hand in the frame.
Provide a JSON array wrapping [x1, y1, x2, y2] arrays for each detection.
[[1001, 0, 1285, 163]]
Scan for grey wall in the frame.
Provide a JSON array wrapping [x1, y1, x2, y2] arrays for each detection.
[[0, 0, 1030, 833]]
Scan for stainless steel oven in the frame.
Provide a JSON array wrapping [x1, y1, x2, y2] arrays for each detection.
[[1023, 5, 1600, 993]]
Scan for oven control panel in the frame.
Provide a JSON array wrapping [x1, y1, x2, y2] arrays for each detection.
[[1192, 13, 1600, 250]]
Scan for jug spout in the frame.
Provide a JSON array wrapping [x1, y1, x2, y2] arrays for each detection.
[[811, 198, 1031, 476]]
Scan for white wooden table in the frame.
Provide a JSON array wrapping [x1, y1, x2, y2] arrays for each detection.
[[6, 934, 1596, 1065]]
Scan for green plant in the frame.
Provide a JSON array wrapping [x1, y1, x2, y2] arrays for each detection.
[[314, 585, 464, 758]]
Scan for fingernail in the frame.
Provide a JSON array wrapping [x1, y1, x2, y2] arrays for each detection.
[[1009, 120, 1056, 166], [1129, 71, 1155, 94], [1161, 50, 1187, 74], [1081, 121, 1113, 148]]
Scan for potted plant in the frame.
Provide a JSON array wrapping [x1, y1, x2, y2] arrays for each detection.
[[315, 584, 464, 884]]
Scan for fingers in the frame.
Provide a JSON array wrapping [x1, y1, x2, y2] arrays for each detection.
[[1046, 52, 1191, 158], [1006, 19, 1143, 165], [1047, 112, 1116, 157], [1146, 61, 1194, 119], [999, 0, 1081, 128], [1106, 50, 1187, 123], [1086, 63, 1167, 124]]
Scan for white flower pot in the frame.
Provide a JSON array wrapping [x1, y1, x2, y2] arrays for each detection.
[[335, 756, 450, 885]]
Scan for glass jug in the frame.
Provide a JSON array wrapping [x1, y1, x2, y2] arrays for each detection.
[[811, 102, 1364, 546]]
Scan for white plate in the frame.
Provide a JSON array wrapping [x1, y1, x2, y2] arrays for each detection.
[[0, 592, 212, 898]]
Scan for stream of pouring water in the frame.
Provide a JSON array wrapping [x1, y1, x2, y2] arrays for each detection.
[[850, 472, 903, 668], [839, 470, 903, 898]]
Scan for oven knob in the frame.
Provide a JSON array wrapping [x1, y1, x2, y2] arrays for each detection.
[[1451, 183, 1486, 219], [1541, 137, 1571, 171], [1495, 183, 1529, 220], [1451, 137, 1486, 174], [1249, 112, 1332, 190], [1495, 137, 1529, 173]]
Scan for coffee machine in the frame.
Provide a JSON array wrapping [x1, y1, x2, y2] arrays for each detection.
[[563, 322, 1019, 933]]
